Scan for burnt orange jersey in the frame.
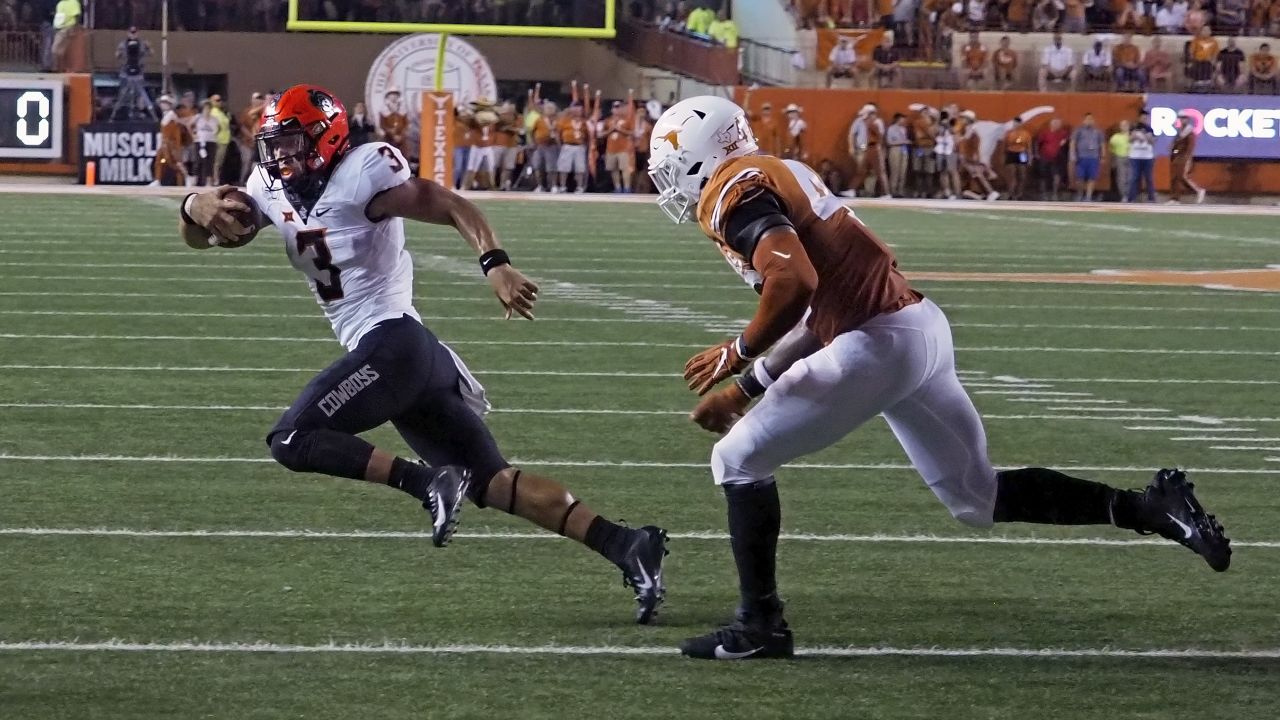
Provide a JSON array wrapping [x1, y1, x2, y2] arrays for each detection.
[[962, 43, 988, 70], [913, 116, 937, 149], [1191, 37, 1220, 62], [867, 119, 883, 146], [452, 117, 474, 147], [695, 155, 921, 343], [1113, 42, 1141, 67], [382, 112, 409, 146], [993, 47, 1018, 70], [494, 118, 519, 148], [472, 123, 495, 148], [556, 117, 587, 145], [604, 117, 635, 154], [750, 114, 781, 156], [1005, 127, 1032, 153], [959, 130, 981, 161], [532, 115, 554, 145], [1171, 131, 1196, 160]]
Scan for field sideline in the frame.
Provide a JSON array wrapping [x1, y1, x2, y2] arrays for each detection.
[[1, 190, 1278, 719]]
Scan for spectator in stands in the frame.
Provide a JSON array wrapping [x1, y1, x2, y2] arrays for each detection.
[[827, 36, 858, 87], [1109, 119, 1130, 202], [744, 91, 781, 156], [210, 94, 231, 185], [1070, 112, 1105, 201], [1128, 111, 1156, 203], [1217, 36, 1246, 89], [1269, 0, 1280, 35], [555, 103, 589, 193], [1113, 31, 1145, 91], [1249, 0, 1270, 35], [1115, 0, 1142, 29], [1032, 0, 1060, 30], [873, 34, 902, 88], [967, 0, 988, 28], [1183, 0, 1207, 33], [1188, 26, 1219, 88], [348, 100, 376, 147], [51, 0, 80, 72], [194, 99, 219, 187], [938, 3, 967, 59], [1039, 32, 1076, 91], [603, 99, 636, 193], [1082, 40, 1113, 87], [708, 8, 739, 48], [857, 104, 890, 197], [237, 92, 266, 184], [1154, 0, 1182, 31], [380, 89, 409, 156], [935, 117, 961, 200], [1218, 0, 1248, 32], [1144, 35, 1174, 89], [530, 99, 558, 192], [685, 2, 713, 34], [1250, 42, 1278, 93], [993, 35, 1018, 89], [886, 112, 910, 197], [655, 0, 678, 26], [452, 106, 473, 190], [1062, 0, 1090, 32], [783, 103, 808, 161], [895, 0, 918, 52], [961, 32, 989, 89], [1003, 116, 1032, 200], [1003, 0, 1031, 29], [1035, 117, 1070, 201], [912, 108, 938, 198]]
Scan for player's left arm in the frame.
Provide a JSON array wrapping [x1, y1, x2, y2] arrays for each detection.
[[684, 190, 818, 395], [367, 177, 539, 320]]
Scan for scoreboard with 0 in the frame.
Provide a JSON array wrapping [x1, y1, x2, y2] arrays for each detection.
[[0, 78, 64, 159]]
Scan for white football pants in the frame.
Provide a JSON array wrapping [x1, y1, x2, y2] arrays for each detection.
[[711, 299, 999, 528]]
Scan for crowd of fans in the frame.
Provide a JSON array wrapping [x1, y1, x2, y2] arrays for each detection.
[[630, 0, 740, 48], [151, 89, 270, 186], [793, 0, 1280, 36], [744, 91, 1205, 204]]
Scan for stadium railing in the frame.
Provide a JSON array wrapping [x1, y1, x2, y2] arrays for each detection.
[[0, 29, 42, 69], [614, 18, 740, 86], [741, 38, 797, 87]]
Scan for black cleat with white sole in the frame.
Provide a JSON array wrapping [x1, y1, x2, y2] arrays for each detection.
[[1135, 468, 1231, 572], [424, 465, 470, 548], [616, 525, 669, 624], [681, 611, 795, 661]]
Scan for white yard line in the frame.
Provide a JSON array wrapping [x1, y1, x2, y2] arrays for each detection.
[[0, 453, 1272, 474], [3, 333, 1273, 356], [1, 526, 1277, 548], [1046, 407, 1171, 413], [4, 639, 1279, 660], [1125, 426, 1256, 432], [922, 209, 1280, 248], [1209, 446, 1280, 452]]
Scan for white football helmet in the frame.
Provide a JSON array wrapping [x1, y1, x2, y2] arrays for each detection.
[[647, 96, 759, 224]]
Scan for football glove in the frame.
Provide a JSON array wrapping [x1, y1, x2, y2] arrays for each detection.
[[690, 384, 751, 434], [683, 338, 751, 395]]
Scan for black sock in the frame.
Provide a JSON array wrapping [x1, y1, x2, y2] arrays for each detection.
[[584, 515, 631, 565], [993, 467, 1142, 526], [725, 481, 782, 617], [386, 457, 434, 501]]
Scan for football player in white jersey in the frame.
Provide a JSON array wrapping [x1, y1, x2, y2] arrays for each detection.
[[177, 85, 668, 623]]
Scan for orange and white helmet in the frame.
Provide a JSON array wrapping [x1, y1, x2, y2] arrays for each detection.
[[647, 96, 758, 224]]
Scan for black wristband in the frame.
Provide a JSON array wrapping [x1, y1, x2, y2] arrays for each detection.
[[479, 248, 511, 275], [736, 365, 767, 399], [179, 193, 199, 226]]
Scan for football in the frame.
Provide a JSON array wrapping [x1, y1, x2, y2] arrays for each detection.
[[214, 188, 260, 248]]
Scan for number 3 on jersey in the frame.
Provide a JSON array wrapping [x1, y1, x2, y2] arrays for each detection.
[[295, 229, 344, 301]]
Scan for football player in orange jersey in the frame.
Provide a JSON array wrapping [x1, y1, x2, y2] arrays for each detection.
[[646, 96, 1232, 660]]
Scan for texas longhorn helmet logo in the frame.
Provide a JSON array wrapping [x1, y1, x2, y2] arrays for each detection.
[[659, 130, 681, 150]]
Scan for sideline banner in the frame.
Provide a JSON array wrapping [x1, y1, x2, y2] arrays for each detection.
[[78, 122, 159, 185], [1147, 94, 1280, 159], [419, 91, 455, 186]]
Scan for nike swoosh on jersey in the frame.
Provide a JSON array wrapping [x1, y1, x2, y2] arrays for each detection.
[[714, 645, 762, 660], [771, 250, 792, 259], [314, 207, 333, 217]]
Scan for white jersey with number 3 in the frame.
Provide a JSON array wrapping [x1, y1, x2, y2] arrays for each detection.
[[246, 142, 419, 350]]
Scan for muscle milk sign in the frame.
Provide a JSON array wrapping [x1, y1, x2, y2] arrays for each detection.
[[79, 122, 161, 184], [1148, 94, 1280, 159]]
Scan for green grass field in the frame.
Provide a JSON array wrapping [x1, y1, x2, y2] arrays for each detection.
[[1, 192, 1278, 719]]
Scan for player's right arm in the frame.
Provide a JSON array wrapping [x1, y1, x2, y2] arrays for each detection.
[[177, 185, 266, 250]]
